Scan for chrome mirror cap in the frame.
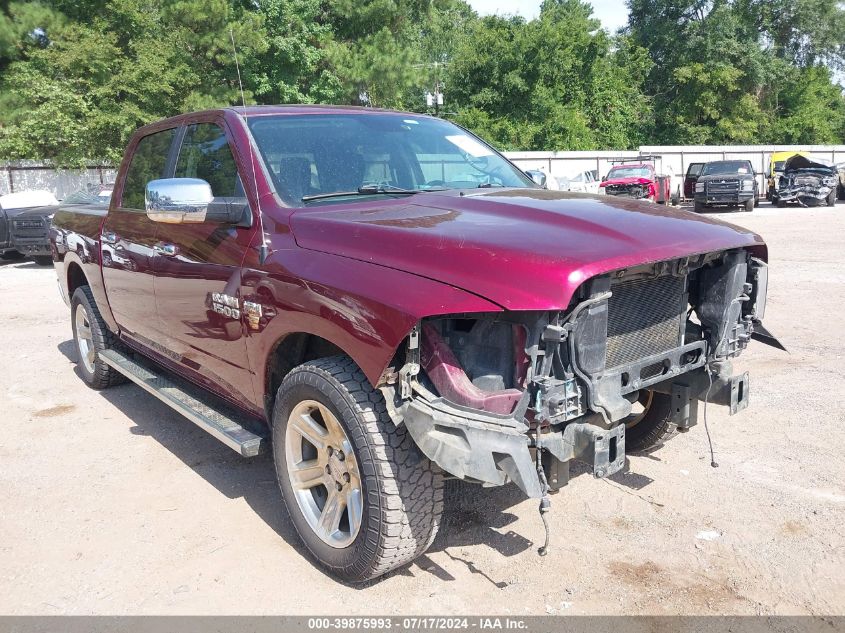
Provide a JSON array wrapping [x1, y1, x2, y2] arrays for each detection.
[[145, 178, 213, 224], [524, 169, 547, 188]]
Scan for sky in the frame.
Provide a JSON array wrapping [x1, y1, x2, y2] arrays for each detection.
[[466, 0, 629, 31]]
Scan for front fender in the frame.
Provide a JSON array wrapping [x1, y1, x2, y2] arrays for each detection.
[[241, 247, 502, 398]]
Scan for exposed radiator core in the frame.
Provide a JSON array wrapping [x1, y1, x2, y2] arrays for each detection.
[[605, 274, 686, 369]]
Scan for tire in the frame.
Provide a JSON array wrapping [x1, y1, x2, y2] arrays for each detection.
[[1, 250, 25, 261], [33, 255, 53, 266], [693, 200, 706, 213], [827, 190, 836, 207], [776, 198, 787, 208], [670, 187, 680, 206], [272, 356, 444, 582], [838, 184, 845, 201], [70, 286, 126, 389], [744, 197, 754, 212], [624, 391, 677, 453]]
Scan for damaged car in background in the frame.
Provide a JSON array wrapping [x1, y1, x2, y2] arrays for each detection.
[[776, 155, 838, 207], [50, 106, 781, 582]]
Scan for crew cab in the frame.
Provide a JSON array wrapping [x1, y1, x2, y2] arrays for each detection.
[[51, 106, 774, 582], [693, 160, 759, 213]]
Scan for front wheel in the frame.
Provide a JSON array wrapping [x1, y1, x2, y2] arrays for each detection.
[[744, 197, 755, 212], [1, 250, 25, 261], [623, 391, 677, 453], [272, 356, 443, 582], [693, 200, 707, 213], [33, 256, 53, 266], [827, 190, 836, 207]]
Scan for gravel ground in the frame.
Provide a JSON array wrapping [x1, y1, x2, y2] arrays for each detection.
[[1, 203, 843, 615]]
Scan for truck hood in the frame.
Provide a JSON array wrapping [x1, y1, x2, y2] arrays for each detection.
[[599, 176, 654, 187], [289, 189, 765, 310]]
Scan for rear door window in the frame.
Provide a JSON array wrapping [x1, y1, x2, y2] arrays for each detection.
[[121, 128, 177, 210]]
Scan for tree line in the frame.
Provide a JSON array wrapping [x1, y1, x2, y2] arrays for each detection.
[[0, 0, 843, 166]]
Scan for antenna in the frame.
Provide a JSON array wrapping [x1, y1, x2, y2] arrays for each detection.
[[230, 27, 269, 265]]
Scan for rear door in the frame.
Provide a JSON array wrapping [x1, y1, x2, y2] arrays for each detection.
[[102, 127, 178, 345], [151, 119, 258, 407]]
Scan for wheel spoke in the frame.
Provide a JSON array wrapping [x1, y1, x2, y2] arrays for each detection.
[[346, 488, 363, 536], [290, 412, 328, 450], [86, 348, 96, 366], [318, 403, 345, 444], [78, 324, 92, 341], [289, 459, 325, 490], [318, 489, 345, 535]]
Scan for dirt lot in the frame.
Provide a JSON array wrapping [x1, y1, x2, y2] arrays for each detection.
[[1, 203, 844, 616]]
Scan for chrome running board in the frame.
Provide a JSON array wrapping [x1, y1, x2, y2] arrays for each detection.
[[99, 349, 266, 457]]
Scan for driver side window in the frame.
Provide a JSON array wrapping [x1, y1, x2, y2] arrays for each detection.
[[175, 123, 241, 197]]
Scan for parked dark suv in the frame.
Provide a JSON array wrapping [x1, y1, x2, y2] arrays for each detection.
[[693, 160, 759, 213]]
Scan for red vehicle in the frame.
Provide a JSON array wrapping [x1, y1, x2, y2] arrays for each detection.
[[51, 106, 774, 582], [599, 162, 671, 203]]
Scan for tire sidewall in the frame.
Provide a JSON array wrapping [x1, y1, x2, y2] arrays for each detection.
[[272, 375, 375, 577], [71, 289, 98, 385], [625, 391, 675, 452]]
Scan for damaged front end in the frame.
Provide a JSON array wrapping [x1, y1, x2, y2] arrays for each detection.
[[382, 250, 771, 500], [777, 155, 838, 206], [603, 182, 652, 200]]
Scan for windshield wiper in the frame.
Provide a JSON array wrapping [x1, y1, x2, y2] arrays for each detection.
[[302, 184, 430, 202], [477, 182, 504, 188]]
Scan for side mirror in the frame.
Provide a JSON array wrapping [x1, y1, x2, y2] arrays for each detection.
[[524, 169, 547, 188], [601, 175, 608, 182], [145, 178, 250, 225]]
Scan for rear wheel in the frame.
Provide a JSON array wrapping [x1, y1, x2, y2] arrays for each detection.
[[623, 391, 677, 453], [70, 286, 126, 389], [272, 356, 443, 582]]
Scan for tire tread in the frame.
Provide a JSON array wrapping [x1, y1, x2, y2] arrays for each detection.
[[274, 355, 443, 581]]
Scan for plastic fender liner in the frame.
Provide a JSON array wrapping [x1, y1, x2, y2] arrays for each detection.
[[399, 390, 544, 499]]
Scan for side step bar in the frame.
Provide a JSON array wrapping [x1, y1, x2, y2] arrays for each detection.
[[99, 349, 266, 457]]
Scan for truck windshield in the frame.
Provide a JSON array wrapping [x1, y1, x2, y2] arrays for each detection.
[[607, 166, 651, 179], [702, 161, 751, 176], [247, 113, 533, 206]]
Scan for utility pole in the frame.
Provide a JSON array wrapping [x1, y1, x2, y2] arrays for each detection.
[[422, 61, 445, 116]]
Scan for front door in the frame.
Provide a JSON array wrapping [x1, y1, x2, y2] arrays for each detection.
[[102, 127, 177, 345], [151, 121, 258, 409]]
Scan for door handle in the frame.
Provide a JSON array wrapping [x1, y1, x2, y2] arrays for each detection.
[[153, 242, 178, 256], [101, 230, 119, 244]]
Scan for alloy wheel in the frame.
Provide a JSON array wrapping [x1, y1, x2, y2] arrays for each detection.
[[285, 400, 363, 548], [75, 303, 96, 375]]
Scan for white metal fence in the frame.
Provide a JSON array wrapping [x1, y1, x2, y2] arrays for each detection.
[[5, 144, 845, 200], [0, 161, 117, 200]]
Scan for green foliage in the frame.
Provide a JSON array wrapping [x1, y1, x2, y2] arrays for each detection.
[[0, 0, 843, 165], [446, 2, 652, 150], [628, 0, 845, 144]]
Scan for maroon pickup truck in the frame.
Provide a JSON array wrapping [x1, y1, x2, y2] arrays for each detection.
[[51, 106, 774, 582]]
